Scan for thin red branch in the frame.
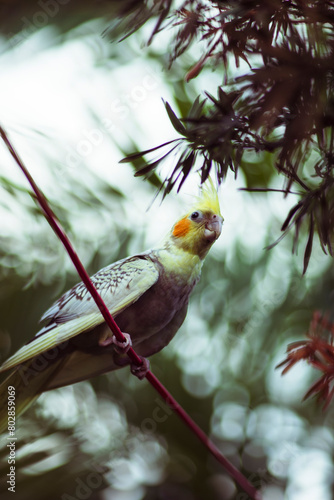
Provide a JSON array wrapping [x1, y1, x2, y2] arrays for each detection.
[[0, 126, 260, 500]]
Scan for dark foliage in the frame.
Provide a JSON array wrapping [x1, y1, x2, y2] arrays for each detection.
[[278, 311, 334, 408], [119, 0, 334, 272]]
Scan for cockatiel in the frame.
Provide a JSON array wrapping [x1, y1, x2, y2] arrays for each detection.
[[0, 181, 222, 431]]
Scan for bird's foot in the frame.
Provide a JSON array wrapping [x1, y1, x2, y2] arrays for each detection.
[[98, 335, 113, 347], [113, 333, 132, 354], [131, 356, 150, 380], [99, 332, 148, 379], [99, 332, 132, 354]]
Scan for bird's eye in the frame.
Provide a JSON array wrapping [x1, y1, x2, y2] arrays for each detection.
[[191, 211, 200, 220]]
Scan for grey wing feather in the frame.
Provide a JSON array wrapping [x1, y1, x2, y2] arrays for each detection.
[[40, 254, 158, 326], [0, 254, 159, 372]]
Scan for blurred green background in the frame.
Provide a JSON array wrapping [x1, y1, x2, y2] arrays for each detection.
[[0, 2, 333, 499]]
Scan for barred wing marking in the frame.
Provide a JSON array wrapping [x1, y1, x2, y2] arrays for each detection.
[[41, 255, 158, 324], [0, 256, 159, 372]]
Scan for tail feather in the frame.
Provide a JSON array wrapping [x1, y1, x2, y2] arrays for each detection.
[[0, 357, 67, 434], [0, 342, 122, 433]]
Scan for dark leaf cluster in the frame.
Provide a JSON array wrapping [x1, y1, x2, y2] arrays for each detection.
[[278, 311, 334, 409], [277, 176, 334, 273], [119, 0, 334, 272], [121, 92, 255, 195], [107, 0, 174, 45]]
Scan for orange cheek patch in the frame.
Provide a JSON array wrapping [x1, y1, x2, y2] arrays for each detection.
[[173, 217, 191, 238]]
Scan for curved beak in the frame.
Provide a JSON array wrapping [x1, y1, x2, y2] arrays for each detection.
[[204, 214, 223, 242]]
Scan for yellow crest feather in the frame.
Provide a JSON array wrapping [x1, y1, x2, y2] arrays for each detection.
[[191, 177, 221, 216]]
